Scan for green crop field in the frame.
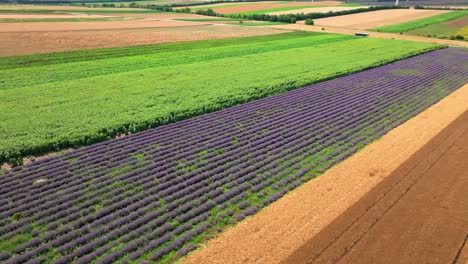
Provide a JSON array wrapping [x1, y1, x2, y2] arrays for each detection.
[[230, 5, 325, 15], [0, 32, 441, 163], [371, 10, 468, 34], [175, 17, 244, 22], [188, 2, 289, 11]]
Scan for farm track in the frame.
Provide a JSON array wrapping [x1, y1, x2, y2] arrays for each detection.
[[284, 110, 468, 264], [0, 48, 467, 263], [269, 23, 468, 47]]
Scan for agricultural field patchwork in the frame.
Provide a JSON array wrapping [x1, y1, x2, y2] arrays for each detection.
[[0, 32, 441, 164], [0, 22, 284, 56], [0, 47, 466, 264], [313, 8, 450, 29], [372, 10, 468, 40], [185, 0, 347, 14]]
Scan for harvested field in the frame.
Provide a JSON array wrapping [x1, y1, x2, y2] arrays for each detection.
[[285, 110, 468, 264], [313, 9, 449, 29], [0, 25, 286, 55], [0, 19, 209, 32], [199, 1, 343, 14], [0, 47, 466, 264], [0, 13, 112, 19], [183, 76, 468, 264], [268, 6, 367, 15]]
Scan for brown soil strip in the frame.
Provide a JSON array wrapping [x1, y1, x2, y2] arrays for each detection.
[[268, 6, 367, 15], [311, 9, 449, 29], [268, 23, 468, 47], [0, 24, 287, 56], [212, 1, 343, 14], [284, 110, 468, 264], [0, 19, 209, 32], [182, 84, 468, 264]]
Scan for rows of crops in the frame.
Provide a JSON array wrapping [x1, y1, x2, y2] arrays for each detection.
[[0, 48, 467, 263], [0, 33, 439, 164]]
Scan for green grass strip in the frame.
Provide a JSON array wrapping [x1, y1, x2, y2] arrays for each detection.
[[1, 32, 341, 90], [174, 17, 245, 21], [0, 31, 310, 69], [238, 21, 287, 26], [231, 5, 326, 15], [371, 10, 468, 33], [189, 2, 288, 11]]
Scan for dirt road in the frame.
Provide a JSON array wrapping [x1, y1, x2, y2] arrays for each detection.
[[284, 110, 468, 264], [268, 24, 468, 47]]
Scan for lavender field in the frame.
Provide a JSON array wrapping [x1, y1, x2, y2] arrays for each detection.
[[0, 47, 467, 264]]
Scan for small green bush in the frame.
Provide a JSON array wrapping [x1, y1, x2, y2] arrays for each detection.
[[305, 18, 314, 25]]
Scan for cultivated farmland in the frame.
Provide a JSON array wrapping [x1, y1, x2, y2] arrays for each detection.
[[0, 21, 285, 56], [0, 32, 440, 163], [186, 1, 345, 14], [0, 47, 466, 264], [372, 10, 468, 40], [313, 8, 449, 29], [267, 6, 367, 15], [1, 1, 468, 263]]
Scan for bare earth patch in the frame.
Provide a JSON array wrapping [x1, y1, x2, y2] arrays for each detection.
[[268, 6, 367, 15], [0, 25, 287, 56], [182, 84, 468, 264], [313, 9, 450, 29]]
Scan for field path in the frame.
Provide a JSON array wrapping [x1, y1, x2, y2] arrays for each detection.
[[268, 23, 468, 47], [284, 110, 468, 264]]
